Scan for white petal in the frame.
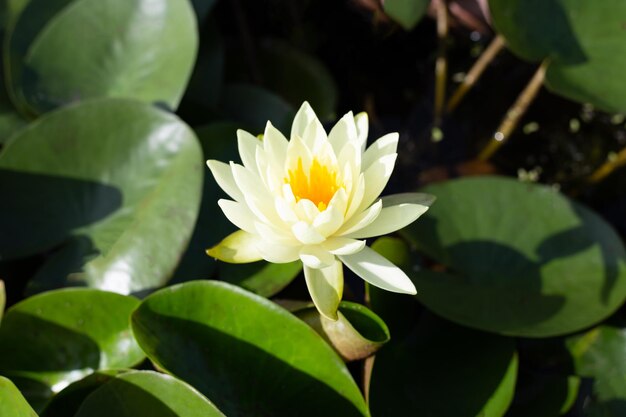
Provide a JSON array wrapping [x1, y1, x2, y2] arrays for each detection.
[[300, 245, 336, 269], [362, 133, 398, 171], [237, 129, 260, 173], [263, 121, 289, 168], [336, 199, 382, 236], [304, 261, 343, 321], [301, 117, 328, 152], [217, 199, 256, 233], [357, 153, 397, 213], [291, 101, 318, 139], [230, 162, 284, 228], [343, 193, 434, 239], [339, 246, 416, 294], [207, 160, 244, 202], [294, 199, 320, 223], [327, 112, 356, 154], [354, 112, 369, 151], [344, 173, 365, 221], [292, 221, 326, 245], [313, 189, 347, 237], [206, 230, 263, 263], [275, 197, 299, 223], [323, 237, 365, 255], [257, 242, 301, 263], [255, 221, 299, 246]]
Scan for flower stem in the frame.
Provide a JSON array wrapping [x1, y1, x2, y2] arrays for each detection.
[[477, 60, 548, 161], [434, 0, 449, 128], [587, 147, 626, 183], [446, 35, 506, 113]]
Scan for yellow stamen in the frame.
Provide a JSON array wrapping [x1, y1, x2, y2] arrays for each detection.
[[287, 158, 341, 211]]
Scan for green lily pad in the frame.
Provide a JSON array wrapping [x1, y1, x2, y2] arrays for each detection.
[[0, 289, 144, 408], [73, 371, 224, 417], [131, 281, 370, 417], [0, 376, 38, 417], [0, 98, 203, 294], [40, 370, 126, 417], [566, 324, 626, 416], [402, 176, 626, 337], [293, 301, 390, 362], [369, 312, 518, 417], [4, 0, 197, 115], [383, 0, 430, 30], [489, 0, 626, 112]]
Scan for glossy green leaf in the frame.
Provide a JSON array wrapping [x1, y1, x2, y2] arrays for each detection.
[[0, 289, 144, 408], [0, 98, 203, 294], [402, 176, 626, 337], [369, 313, 518, 417], [293, 301, 390, 362], [383, 0, 430, 30], [0, 376, 38, 417], [73, 371, 224, 417], [566, 324, 626, 416], [5, 0, 197, 115], [220, 84, 295, 133], [40, 370, 126, 417], [131, 281, 370, 417], [489, 0, 626, 112]]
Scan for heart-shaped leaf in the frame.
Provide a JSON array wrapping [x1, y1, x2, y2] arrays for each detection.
[[0, 288, 144, 409], [0, 376, 38, 417], [131, 280, 370, 417], [402, 176, 626, 337], [489, 0, 626, 112], [5, 0, 197, 115], [369, 312, 518, 417], [0, 98, 203, 294], [293, 301, 390, 362], [73, 371, 224, 417]]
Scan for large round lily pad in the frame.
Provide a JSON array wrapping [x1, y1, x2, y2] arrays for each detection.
[[4, 0, 197, 115], [489, 0, 626, 112], [402, 176, 626, 337], [0, 288, 144, 408], [369, 313, 518, 417], [131, 281, 369, 417], [0, 98, 203, 294]]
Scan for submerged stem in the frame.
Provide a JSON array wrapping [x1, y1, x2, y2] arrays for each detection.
[[433, 0, 449, 128], [478, 60, 548, 162], [446, 35, 506, 113], [588, 147, 626, 183]]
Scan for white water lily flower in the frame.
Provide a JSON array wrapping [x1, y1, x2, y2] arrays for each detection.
[[207, 102, 434, 320]]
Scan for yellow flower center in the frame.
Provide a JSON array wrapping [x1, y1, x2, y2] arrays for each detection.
[[287, 158, 341, 211]]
